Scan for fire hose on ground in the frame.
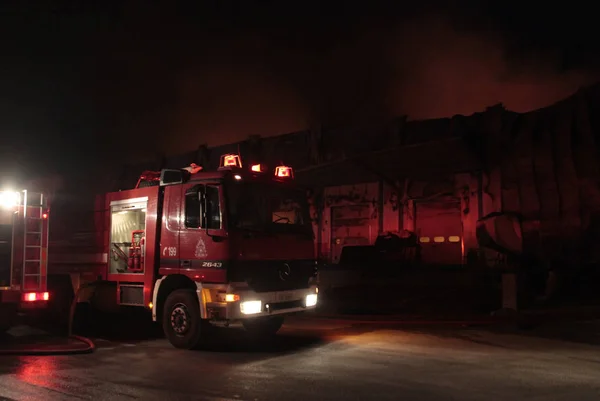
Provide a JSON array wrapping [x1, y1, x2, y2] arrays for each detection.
[[0, 284, 96, 356]]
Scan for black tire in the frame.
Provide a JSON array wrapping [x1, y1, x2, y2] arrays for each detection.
[[243, 316, 284, 338], [162, 289, 205, 349]]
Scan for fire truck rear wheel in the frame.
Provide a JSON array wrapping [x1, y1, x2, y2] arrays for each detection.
[[163, 289, 205, 349], [242, 316, 284, 338]]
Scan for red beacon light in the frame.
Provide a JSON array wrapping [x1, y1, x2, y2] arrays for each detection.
[[251, 164, 264, 173], [220, 154, 243, 169], [275, 165, 294, 179]]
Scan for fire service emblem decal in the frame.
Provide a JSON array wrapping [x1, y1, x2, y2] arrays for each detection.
[[195, 239, 207, 258], [278, 263, 292, 281]]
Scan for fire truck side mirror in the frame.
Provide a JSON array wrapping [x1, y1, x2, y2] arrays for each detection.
[[160, 169, 189, 186]]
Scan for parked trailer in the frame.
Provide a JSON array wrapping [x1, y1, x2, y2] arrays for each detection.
[[47, 154, 319, 349]]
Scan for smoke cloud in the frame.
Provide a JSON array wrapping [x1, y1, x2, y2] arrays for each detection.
[[387, 15, 596, 120], [3, 4, 598, 172], [158, 12, 597, 156]]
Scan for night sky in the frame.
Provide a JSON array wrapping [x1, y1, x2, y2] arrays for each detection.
[[1, 2, 598, 182]]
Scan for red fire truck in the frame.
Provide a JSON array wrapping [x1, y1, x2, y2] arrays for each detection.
[[0, 190, 50, 331], [49, 154, 318, 349]]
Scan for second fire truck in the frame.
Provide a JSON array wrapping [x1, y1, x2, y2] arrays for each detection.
[[0, 190, 50, 331], [50, 154, 318, 349]]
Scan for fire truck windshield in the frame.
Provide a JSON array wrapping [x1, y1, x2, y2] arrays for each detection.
[[226, 180, 311, 234]]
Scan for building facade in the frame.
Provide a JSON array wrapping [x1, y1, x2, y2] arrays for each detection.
[[114, 84, 600, 268]]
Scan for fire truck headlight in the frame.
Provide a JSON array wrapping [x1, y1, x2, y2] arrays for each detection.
[[240, 300, 262, 315], [305, 294, 318, 308], [0, 191, 20, 209]]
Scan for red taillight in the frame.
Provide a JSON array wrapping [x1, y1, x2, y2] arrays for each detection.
[[251, 164, 264, 172], [22, 292, 49, 302], [275, 165, 293, 178], [42, 212, 48, 219]]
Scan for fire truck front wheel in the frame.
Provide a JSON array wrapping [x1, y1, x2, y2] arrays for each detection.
[[163, 289, 206, 349]]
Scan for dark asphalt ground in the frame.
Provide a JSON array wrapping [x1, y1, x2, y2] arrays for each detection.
[[1, 315, 600, 400]]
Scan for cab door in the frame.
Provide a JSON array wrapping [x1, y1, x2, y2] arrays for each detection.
[[178, 182, 228, 282]]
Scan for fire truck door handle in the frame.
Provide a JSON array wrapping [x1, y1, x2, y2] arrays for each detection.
[[181, 260, 191, 267]]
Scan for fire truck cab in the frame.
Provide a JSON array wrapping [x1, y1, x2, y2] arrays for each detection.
[[75, 155, 318, 349], [0, 190, 50, 331]]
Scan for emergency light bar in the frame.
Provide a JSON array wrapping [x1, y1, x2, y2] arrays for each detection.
[[275, 166, 293, 178], [220, 154, 243, 169]]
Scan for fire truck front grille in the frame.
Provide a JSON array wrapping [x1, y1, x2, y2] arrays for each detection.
[[228, 259, 316, 293]]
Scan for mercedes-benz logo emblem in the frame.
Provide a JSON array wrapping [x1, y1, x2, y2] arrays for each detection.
[[278, 263, 292, 281]]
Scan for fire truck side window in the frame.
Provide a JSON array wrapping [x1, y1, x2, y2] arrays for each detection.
[[184, 185, 221, 229], [184, 190, 201, 228], [205, 186, 222, 229]]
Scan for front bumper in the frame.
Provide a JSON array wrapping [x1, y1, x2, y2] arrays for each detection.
[[206, 286, 318, 321]]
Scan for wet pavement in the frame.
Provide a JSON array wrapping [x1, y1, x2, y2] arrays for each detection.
[[0, 335, 92, 354], [1, 316, 600, 400]]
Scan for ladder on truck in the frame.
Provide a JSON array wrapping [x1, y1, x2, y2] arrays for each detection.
[[22, 191, 47, 292]]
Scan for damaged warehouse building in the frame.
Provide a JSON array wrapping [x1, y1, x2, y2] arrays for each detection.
[[60, 83, 600, 310]]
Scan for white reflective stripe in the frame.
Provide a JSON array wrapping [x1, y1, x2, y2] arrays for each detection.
[[195, 281, 207, 319], [151, 277, 165, 322], [152, 279, 207, 321]]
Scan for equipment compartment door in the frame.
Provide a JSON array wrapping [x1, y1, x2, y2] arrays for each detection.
[[109, 197, 148, 275]]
